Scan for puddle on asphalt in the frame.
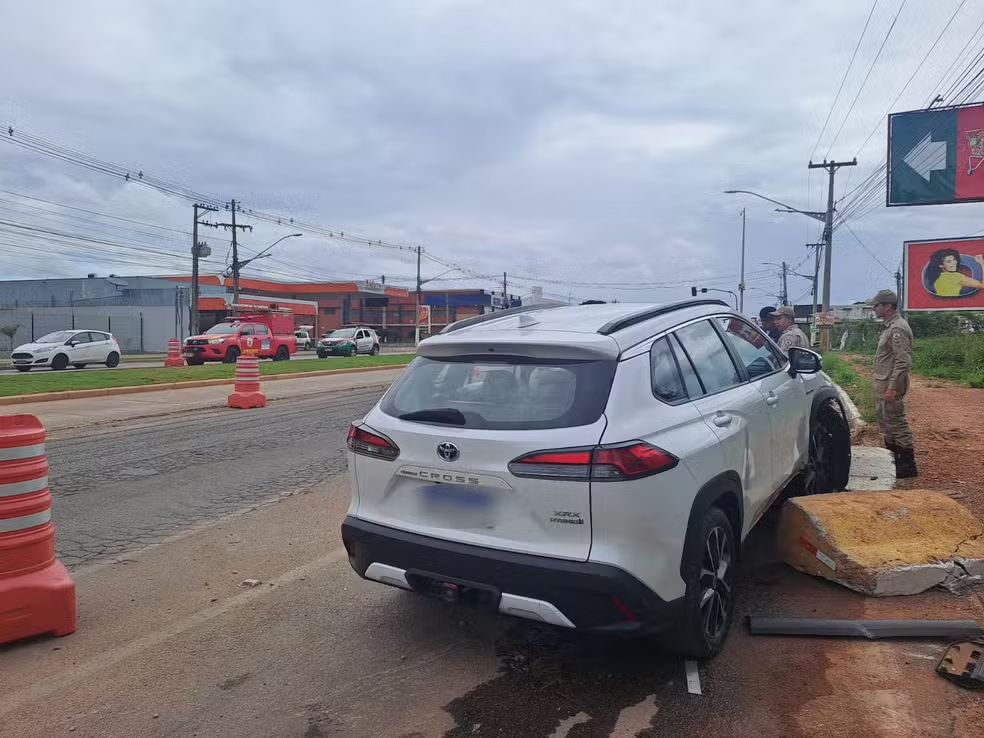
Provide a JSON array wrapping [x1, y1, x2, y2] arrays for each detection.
[[442, 624, 682, 737]]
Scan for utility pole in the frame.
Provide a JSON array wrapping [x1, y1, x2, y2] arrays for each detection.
[[191, 203, 217, 336], [806, 242, 823, 343], [502, 272, 508, 310], [808, 158, 857, 350], [738, 208, 746, 313], [895, 268, 904, 313], [779, 261, 788, 306], [414, 246, 422, 346], [211, 199, 253, 304]]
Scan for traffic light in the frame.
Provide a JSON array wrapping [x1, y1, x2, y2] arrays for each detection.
[[691, 287, 708, 297]]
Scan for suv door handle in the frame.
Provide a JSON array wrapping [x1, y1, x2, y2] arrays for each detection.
[[712, 412, 733, 427], [766, 392, 780, 407]]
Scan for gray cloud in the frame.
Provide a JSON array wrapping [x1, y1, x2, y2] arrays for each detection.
[[1, 0, 981, 308]]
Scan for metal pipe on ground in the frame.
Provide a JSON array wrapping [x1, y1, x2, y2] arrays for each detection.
[[747, 617, 984, 640]]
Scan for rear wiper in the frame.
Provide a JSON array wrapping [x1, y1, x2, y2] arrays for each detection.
[[398, 408, 466, 425]]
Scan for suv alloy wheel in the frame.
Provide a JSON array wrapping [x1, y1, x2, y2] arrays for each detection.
[[660, 507, 736, 658]]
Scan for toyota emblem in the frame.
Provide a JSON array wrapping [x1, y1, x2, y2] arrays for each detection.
[[437, 442, 460, 462]]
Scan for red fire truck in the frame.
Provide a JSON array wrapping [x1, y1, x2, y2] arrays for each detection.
[[182, 304, 298, 365]]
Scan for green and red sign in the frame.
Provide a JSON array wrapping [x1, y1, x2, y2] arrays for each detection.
[[888, 102, 984, 206]]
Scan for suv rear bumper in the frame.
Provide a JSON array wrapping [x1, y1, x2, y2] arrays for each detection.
[[341, 516, 684, 633]]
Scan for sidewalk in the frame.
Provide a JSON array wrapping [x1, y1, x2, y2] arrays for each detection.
[[7, 367, 404, 433]]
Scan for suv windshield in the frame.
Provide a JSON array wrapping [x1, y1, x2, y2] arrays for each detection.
[[205, 323, 240, 335], [36, 331, 76, 344], [328, 329, 357, 339], [380, 356, 616, 430]]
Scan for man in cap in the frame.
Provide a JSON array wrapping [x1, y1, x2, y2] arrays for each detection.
[[759, 306, 782, 342], [770, 305, 809, 352], [868, 289, 917, 478]]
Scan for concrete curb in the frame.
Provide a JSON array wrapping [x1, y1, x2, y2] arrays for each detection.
[[822, 371, 866, 436], [0, 364, 406, 406]]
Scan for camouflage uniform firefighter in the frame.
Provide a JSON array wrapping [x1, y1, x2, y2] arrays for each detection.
[[868, 289, 917, 478]]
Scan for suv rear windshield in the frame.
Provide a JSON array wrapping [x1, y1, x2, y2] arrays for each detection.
[[380, 356, 616, 430]]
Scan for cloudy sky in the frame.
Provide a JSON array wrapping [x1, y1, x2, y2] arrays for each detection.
[[1, 0, 983, 311]]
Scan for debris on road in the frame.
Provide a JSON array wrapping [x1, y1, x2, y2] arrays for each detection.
[[747, 617, 984, 640], [240, 578, 263, 588], [778, 490, 984, 596], [684, 660, 702, 695], [936, 639, 984, 689]]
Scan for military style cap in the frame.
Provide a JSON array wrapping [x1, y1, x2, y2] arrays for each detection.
[[867, 289, 899, 306], [769, 305, 796, 318]]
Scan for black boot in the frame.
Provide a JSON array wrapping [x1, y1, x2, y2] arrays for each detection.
[[895, 447, 918, 479]]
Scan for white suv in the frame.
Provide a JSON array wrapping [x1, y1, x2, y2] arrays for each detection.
[[342, 300, 851, 657]]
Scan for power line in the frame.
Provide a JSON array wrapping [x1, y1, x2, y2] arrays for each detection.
[[824, 0, 909, 159], [842, 222, 895, 274], [810, 0, 881, 161]]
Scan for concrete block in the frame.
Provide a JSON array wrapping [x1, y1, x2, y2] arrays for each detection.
[[778, 490, 984, 596], [847, 446, 896, 491]]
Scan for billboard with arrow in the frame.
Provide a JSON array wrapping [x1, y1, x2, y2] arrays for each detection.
[[888, 102, 984, 206]]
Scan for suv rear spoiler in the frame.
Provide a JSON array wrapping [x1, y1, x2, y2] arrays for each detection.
[[440, 303, 565, 334]]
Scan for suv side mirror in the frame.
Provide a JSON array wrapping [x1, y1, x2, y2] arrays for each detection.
[[788, 347, 822, 375]]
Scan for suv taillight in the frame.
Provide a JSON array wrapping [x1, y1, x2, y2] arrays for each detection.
[[508, 442, 677, 481], [346, 424, 400, 461]]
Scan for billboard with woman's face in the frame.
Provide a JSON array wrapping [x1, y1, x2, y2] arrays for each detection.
[[904, 237, 984, 311]]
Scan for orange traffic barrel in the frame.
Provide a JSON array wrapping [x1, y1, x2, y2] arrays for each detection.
[[0, 414, 77, 645], [228, 355, 266, 409], [164, 337, 186, 367]]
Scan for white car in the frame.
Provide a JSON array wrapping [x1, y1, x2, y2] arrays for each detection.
[[295, 330, 314, 351], [342, 300, 851, 658], [317, 327, 380, 357], [11, 330, 122, 372]]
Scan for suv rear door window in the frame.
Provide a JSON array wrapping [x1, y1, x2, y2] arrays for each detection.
[[650, 337, 687, 403], [669, 334, 705, 398], [674, 320, 741, 394], [380, 356, 616, 430], [717, 317, 784, 379]]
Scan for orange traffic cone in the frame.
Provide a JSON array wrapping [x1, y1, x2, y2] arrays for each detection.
[[164, 337, 185, 367], [228, 355, 266, 409], [0, 415, 77, 646]]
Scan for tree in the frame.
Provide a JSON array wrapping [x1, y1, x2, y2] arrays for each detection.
[[0, 324, 19, 354]]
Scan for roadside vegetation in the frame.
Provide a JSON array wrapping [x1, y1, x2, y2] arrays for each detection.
[[822, 354, 877, 421], [0, 354, 412, 398], [830, 315, 984, 389]]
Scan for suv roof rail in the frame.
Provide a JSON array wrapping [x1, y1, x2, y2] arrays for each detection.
[[597, 299, 729, 335], [440, 303, 565, 334]]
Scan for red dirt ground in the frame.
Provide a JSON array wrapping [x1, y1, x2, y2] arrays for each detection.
[[691, 363, 984, 738]]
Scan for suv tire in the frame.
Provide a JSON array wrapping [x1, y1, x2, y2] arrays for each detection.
[[660, 506, 736, 659], [799, 399, 851, 496], [370, 344, 380, 356], [224, 347, 240, 364]]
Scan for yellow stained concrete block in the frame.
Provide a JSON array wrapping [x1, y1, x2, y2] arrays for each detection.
[[778, 490, 984, 596]]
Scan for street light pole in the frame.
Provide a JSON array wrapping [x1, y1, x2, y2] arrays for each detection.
[[739, 208, 746, 313]]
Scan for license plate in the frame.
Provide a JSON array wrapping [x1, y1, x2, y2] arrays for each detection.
[[420, 485, 497, 528]]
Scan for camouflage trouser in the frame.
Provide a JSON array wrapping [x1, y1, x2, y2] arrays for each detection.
[[873, 377, 914, 449]]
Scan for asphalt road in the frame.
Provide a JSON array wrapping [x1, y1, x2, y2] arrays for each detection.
[[1, 386, 978, 737], [47, 388, 381, 568]]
